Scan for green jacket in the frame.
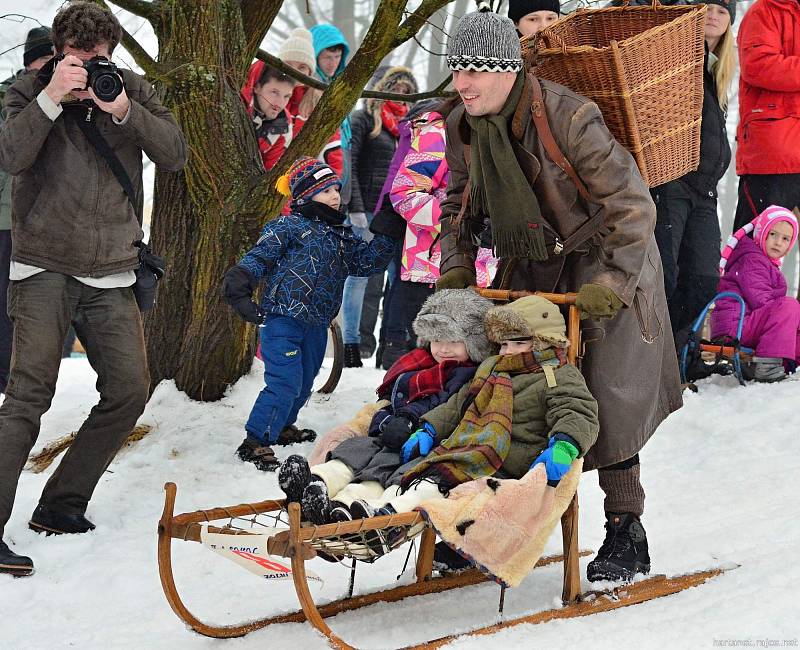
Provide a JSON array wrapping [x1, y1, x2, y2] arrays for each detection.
[[422, 362, 599, 480], [0, 68, 186, 276]]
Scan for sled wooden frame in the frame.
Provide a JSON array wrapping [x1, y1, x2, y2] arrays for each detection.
[[158, 291, 728, 648], [317, 321, 344, 394]]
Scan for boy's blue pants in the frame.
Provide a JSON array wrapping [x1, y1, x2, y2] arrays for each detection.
[[245, 315, 327, 444]]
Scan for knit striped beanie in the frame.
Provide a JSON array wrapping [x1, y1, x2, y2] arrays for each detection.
[[276, 157, 341, 206], [447, 2, 523, 73], [719, 205, 798, 274]]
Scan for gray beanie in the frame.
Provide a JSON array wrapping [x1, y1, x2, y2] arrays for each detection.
[[413, 289, 496, 363], [447, 2, 523, 73]]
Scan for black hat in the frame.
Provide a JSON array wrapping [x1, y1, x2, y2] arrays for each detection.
[[698, 0, 737, 23], [23, 26, 53, 68], [508, 0, 561, 23]]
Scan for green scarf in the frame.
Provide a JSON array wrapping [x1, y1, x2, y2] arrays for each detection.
[[465, 73, 548, 262], [400, 349, 566, 491]]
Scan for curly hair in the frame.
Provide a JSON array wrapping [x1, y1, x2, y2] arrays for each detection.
[[52, 2, 122, 54]]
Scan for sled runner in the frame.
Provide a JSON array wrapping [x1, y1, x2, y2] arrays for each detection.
[[157, 291, 730, 648]]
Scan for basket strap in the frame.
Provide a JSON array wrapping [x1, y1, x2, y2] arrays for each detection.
[[529, 75, 591, 204]]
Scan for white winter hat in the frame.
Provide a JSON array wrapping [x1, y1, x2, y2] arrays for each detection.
[[278, 27, 316, 73]]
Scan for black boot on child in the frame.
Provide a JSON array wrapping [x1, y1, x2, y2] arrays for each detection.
[[586, 512, 651, 582]]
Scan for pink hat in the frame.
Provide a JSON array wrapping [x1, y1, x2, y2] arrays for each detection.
[[719, 205, 798, 274]]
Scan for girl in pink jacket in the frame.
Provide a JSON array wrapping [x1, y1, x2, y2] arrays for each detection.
[[711, 205, 799, 382]]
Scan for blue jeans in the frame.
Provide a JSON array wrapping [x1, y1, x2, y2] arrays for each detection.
[[341, 212, 373, 345], [245, 315, 327, 444]]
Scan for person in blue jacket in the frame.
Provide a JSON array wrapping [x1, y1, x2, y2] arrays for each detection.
[[223, 157, 403, 471]]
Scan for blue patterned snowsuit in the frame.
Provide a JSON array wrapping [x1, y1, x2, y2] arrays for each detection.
[[238, 211, 395, 443]]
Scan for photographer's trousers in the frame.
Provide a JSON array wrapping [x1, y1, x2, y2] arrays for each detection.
[[0, 272, 149, 537]]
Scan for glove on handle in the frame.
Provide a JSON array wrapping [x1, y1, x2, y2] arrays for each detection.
[[575, 283, 623, 320]]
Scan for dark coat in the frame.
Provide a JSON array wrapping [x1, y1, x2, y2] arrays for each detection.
[[347, 108, 398, 214], [0, 68, 187, 277], [679, 49, 731, 195], [438, 74, 683, 470], [238, 210, 395, 327]]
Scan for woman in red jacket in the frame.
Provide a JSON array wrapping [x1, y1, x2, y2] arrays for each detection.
[[734, 0, 800, 230]]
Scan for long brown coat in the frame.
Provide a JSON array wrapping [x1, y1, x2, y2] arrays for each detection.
[[439, 74, 682, 470]]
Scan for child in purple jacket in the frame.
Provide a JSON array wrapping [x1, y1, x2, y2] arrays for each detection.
[[711, 205, 799, 382]]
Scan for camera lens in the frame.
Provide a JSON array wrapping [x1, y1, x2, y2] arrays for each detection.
[[91, 71, 123, 102]]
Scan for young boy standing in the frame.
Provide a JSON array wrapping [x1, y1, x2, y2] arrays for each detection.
[[508, 0, 561, 37], [223, 157, 401, 471]]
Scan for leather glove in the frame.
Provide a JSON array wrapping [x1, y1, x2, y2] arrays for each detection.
[[530, 434, 580, 487], [222, 266, 264, 325], [401, 422, 436, 464], [380, 415, 416, 450], [575, 283, 623, 320], [436, 267, 476, 290]]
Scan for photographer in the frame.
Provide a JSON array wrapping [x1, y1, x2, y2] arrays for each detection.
[[0, 2, 186, 577]]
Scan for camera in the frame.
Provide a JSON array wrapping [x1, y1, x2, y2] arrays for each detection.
[[45, 54, 124, 102], [82, 56, 124, 102]]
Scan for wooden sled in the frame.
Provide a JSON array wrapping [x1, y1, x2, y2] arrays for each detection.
[[157, 484, 727, 649], [157, 292, 729, 647]]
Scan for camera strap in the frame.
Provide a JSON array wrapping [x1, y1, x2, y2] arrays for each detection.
[[74, 107, 142, 226]]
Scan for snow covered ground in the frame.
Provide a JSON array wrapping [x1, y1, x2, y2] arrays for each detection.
[[1, 357, 798, 650]]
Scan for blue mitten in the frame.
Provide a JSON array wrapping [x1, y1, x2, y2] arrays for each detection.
[[401, 422, 436, 464], [530, 434, 580, 487]]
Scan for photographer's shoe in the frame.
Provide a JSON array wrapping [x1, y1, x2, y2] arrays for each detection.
[[29, 504, 96, 536], [0, 540, 34, 577]]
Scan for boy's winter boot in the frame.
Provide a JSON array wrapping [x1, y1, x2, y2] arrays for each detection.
[[301, 480, 332, 525], [586, 512, 651, 582], [274, 424, 317, 446], [236, 437, 279, 471], [432, 541, 471, 575], [752, 356, 787, 383], [0, 540, 34, 577], [343, 343, 363, 368], [278, 454, 312, 503], [349, 500, 390, 556]]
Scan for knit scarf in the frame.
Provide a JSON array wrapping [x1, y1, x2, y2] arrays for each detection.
[[376, 348, 473, 402], [381, 101, 408, 137], [400, 349, 567, 491], [464, 72, 548, 262], [294, 201, 346, 227]]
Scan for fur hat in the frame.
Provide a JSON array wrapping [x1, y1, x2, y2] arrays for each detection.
[[447, 3, 523, 73], [413, 289, 495, 363], [278, 27, 316, 73], [720, 205, 799, 274], [24, 27, 53, 68], [276, 157, 341, 205], [484, 295, 570, 348], [508, 0, 561, 22]]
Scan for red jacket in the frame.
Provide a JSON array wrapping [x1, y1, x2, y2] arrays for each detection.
[[241, 60, 293, 172], [737, 0, 800, 174]]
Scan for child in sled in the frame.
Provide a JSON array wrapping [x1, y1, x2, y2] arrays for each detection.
[[278, 289, 495, 523], [223, 157, 401, 471], [349, 295, 599, 559], [712, 205, 800, 383]]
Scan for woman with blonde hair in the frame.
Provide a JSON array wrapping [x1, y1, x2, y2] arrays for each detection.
[[650, 0, 737, 376]]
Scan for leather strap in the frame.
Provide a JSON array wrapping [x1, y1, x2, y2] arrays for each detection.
[[529, 75, 591, 203]]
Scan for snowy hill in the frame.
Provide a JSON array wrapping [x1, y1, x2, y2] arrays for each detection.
[[1, 358, 798, 649]]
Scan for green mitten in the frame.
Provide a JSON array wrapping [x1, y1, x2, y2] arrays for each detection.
[[575, 283, 623, 320], [436, 267, 476, 290]]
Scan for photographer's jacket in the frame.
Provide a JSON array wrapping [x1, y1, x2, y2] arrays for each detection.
[[0, 68, 187, 277]]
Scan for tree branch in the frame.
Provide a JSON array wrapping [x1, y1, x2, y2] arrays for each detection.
[[256, 49, 453, 102], [394, 0, 456, 49], [106, 0, 159, 20], [93, 0, 160, 77], [240, 0, 283, 69]]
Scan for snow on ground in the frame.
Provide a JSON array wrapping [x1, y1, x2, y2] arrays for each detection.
[[1, 357, 799, 650]]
